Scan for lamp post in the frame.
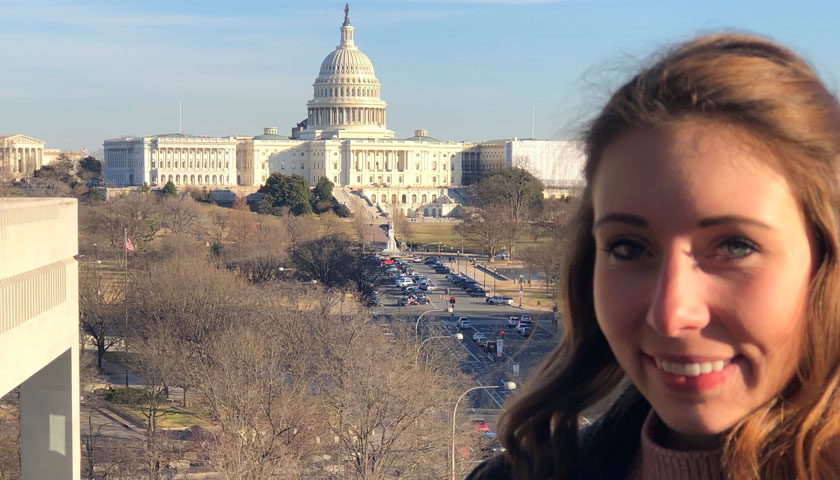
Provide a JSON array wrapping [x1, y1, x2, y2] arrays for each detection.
[[414, 333, 463, 367], [452, 382, 517, 480], [519, 274, 524, 307], [414, 308, 444, 337]]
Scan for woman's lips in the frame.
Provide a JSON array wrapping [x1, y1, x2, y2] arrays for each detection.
[[644, 353, 741, 393]]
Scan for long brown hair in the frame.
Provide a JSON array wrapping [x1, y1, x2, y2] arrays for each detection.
[[497, 33, 840, 479]]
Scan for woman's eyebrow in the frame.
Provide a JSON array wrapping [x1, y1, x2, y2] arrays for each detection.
[[593, 213, 647, 229], [697, 215, 775, 231], [593, 213, 775, 231]]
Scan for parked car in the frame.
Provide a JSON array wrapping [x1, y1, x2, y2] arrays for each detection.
[[472, 419, 490, 433], [486, 296, 514, 305], [415, 296, 431, 305], [457, 317, 472, 329], [467, 288, 487, 297]]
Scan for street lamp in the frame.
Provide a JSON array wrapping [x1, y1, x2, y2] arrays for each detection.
[[452, 382, 517, 480], [414, 308, 445, 337], [519, 274, 524, 307], [414, 333, 463, 367]]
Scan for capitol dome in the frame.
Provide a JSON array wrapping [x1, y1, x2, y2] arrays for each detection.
[[318, 46, 375, 77], [301, 5, 394, 140]]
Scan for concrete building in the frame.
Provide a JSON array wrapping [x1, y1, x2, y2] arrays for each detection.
[[103, 133, 238, 188], [0, 134, 45, 180], [0, 198, 80, 479]]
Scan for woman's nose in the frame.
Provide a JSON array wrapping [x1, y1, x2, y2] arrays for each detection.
[[646, 249, 711, 336]]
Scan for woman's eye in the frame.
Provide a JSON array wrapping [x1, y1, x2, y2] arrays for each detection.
[[605, 239, 648, 260], [715, 237, 758, 260]]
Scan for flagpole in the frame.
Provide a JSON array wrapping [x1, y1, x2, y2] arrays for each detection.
[[124, 228, 129, 389]]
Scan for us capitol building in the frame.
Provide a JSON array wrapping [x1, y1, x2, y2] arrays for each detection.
[[103, 6, 584, 217]]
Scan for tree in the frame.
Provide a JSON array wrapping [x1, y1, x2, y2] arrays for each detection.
[[352, 209, 373, 249], [97, 193, 162, 255], [532, 196, 579, 242], [161, 180, 178, 197], [258, 173, 312, 215], [311, 176, 335, 213], [159, 194, 201, 237], [79, 156, 103, 178], [79, 264, 123, 371], [473, 168, 543, 258], [455, 204, 513, 261], [290, 233, 355, 288]]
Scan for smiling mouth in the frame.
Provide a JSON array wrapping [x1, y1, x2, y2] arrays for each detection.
[[654, 358, 733, 377]]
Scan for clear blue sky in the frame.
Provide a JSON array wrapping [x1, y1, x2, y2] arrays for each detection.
[[1, 0, 839, 152]]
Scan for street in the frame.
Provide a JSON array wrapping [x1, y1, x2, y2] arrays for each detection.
[[372, 255, 562, 412]]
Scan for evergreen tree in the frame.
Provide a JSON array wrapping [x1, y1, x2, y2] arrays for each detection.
[[162, 180, 178, 197]]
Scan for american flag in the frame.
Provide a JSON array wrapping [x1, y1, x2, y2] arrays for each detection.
[[125, 236, 136, 253]]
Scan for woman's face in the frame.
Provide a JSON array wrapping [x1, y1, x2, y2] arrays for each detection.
[[591, 120, 813, 448]]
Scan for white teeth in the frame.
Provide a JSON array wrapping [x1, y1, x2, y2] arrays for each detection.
[[655, 358, 731, 376]]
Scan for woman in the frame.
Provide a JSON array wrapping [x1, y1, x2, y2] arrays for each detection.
[[469, 33, 840, 479]]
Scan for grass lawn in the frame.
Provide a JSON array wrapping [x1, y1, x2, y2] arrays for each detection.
[[96, 387, 210, 429], [406, 222, 551, 255], [119, 404, 210, 429], [102, 351, 134, 368]]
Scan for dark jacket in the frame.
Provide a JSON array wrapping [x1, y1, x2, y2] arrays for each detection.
[[466, 387, 650, 479]]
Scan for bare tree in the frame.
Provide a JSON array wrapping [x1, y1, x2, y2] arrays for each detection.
[[79, 263, 123, 370], [0, 390, 20, 480], [390, 205, 413, 247], [160, 194, 201, 237], [472, 168, 543, 258], [455, 204, 513, 262], [226, 196, 256, 245], [319, 322, 477, 480]]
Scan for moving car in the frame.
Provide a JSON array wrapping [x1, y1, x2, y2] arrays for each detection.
[[457, 317, 472, 329], [508, 316, 521, 327], [472, 331, 486, 342]]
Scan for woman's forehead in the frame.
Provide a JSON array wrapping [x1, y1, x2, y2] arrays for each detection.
[[591, 121, 800, 232]]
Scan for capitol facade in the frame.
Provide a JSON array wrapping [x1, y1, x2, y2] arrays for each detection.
[[102, 6, 584, 216]]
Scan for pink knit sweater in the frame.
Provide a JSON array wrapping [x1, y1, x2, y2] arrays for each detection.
[[628, 412, 725, 480]]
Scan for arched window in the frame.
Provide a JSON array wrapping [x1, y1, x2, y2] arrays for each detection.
[[401, 194, 407, 204], [432, 194, 437, 202], [371, 195, 376, 203], [422, 194, 427, 203], [175, 175, 180, 184], [382, 194, 387, 203], [411, 194, 417, 203], [391, 194, 397, 204]]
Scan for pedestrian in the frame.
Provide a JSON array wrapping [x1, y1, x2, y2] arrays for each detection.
[[468, 33, 840, 479]]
